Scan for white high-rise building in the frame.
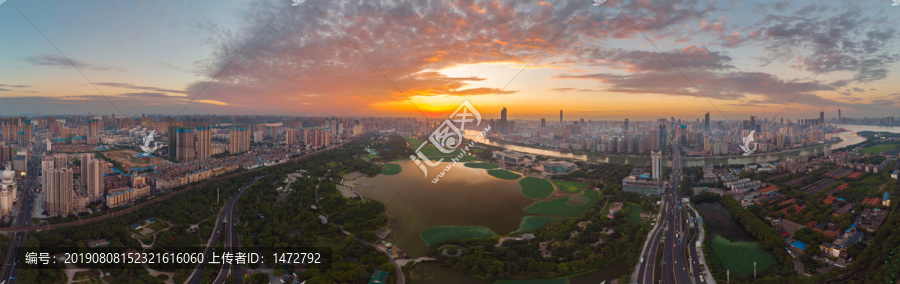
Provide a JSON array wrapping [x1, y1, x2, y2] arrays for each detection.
[[0, 163, 16, 217], [651, 150, 662, 180]]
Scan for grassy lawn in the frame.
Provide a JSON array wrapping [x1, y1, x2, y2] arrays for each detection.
[[519, 177, 555, 199], [524, 191, 599, 217], [511, 216, 568, 234], [710, 235, 777, 275], [313, 236, 345, 248], [626, 202, 644, 223], [860, 143, 900, 154], [464, 162, 499, 169], [420, 226, 497, 247], [496, 279, 570, 284], [488, 169, 522, 180], [552, 179, 588, 194], [381, 163, 402, 175]]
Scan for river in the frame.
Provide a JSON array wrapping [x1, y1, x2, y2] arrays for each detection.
[[480, 124, 900, 167]]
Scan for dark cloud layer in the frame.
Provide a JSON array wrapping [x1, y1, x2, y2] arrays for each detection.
[[25, 55, 126, 72]]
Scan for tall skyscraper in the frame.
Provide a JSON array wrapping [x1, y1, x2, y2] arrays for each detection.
[[658, 122, 667, 155], [624, 118, 629, 132], [838, 109, 842, 123], [560, 110, 563, 125], [228, 125, 251, 154], [651, 150, 662, 180], [820, 111, 825, 125], [749, 116, 756, 131], [500, 107, 508, 134], [81, 153, 103, 202], [540, 118, 545, 128], [704, 112, 710, 132]]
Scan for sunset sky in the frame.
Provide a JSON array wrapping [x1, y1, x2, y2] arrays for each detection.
[[0, 0, 898, 121]]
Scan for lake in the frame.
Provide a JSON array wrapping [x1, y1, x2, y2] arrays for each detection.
[[354, 160, 533, 257], [695, 201, 777, 275], [355, 160, 631, 283]]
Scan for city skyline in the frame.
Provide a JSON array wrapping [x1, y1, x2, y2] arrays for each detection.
[[0, 0, 898, 120]]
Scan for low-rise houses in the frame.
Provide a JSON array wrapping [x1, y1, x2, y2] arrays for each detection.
[[855, 208, 889, 232], [833, 203, 854, 217], [724, 178, 762, 192]]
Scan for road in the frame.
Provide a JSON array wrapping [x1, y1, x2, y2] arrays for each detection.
[[1, 152, 40, 284], [186, 176, 259, 284], [660, 148, 692, 284], [634, 217, 665, 283], [685, 204, 709, 283], [212, 176, 250, 284]]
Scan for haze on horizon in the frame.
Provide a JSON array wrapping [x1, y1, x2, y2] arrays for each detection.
[[0, 0, 898, 121]]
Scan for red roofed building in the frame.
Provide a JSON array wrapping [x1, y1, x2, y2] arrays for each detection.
[[836, 183, 849, 191], [779, 198, 797, 207], [781, 204, 804, 216], [823, 195, 837, 206], [759, 185, 778, 195]]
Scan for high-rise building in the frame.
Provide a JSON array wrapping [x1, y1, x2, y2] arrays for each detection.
[[541, 118, 545, 128], [228, 125, 251, 154], [704, 112, 710, 132], [651, 150, 662, 180], [500, 107, 508, 134], [560, 110, 563, 125], [42, 154, 74, 216], [285, 129, 298, 146], [304, 128, 330, 149], [624, 118, 629, 132], [18, 122, 32, 146], [838, 109, 842, 123], [0, 146, 13, 165], [820, 111, 825, 125], [168, 125, 212, 161], [88, 119, 100, 138], [81, 153, 103, 202]]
